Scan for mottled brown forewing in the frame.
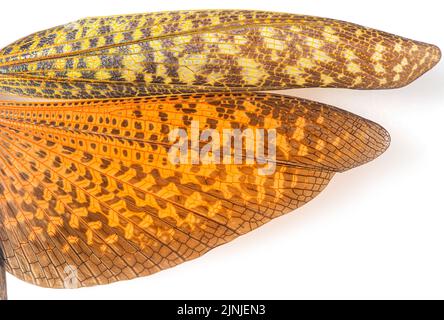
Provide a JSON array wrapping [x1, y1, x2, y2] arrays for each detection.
[[0, 10, 440, 99]]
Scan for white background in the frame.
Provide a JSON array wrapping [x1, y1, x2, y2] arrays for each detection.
[[0, 0, 443, 300]]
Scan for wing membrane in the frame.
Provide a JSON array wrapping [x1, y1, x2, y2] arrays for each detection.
[[0, 92, 389, 287], [0, 10, 440, 99]]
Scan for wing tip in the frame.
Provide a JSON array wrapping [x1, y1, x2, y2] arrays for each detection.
[[342, 117, 391, 172], [389, 42, 441, 89]]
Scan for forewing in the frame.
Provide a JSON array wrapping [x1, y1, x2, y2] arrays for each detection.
[[0, 10, 440, 99]]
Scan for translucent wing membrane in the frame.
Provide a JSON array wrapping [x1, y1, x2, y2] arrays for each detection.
[[0, 92, 389, 287], [0, 10, 440, 99]]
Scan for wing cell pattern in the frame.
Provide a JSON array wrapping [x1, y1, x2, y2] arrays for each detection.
[[0, 92, 389, 287], [0, 10, 440, 99]]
